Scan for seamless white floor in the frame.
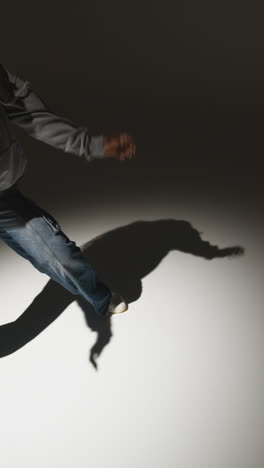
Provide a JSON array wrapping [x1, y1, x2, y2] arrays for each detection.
[[0, 195, 263, 468]]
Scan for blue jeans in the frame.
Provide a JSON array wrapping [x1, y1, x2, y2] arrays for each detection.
[[0, 182, 112, 318]]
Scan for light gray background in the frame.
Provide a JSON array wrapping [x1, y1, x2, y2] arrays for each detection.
[[0, 1, 264, 467]]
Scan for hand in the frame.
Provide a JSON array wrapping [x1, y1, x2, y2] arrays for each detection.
[[103, 133, 136, 161], [221, 246, 245, 258]]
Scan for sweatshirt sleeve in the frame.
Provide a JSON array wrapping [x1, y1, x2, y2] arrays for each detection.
[[1, 65, 104, 162]]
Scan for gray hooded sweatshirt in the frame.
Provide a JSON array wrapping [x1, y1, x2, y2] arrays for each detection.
[[0, 64, 104, 192]]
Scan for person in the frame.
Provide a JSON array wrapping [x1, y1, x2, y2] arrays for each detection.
[[0, 63, 136, 318]]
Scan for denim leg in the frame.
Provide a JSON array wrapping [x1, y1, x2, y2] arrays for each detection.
[[0, 186, 112, 318]]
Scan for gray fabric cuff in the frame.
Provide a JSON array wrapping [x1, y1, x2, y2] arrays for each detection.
[[89, 135, 104, 159]]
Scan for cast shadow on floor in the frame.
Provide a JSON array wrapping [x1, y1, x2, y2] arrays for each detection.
[[0, 218, 244, 369]]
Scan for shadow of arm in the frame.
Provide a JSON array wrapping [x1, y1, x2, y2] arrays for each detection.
[[190, 238, 245, 260]]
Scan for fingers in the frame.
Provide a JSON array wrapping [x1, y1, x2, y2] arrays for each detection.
[[120, 146, 134, 160], [120, 132, 136, 160]]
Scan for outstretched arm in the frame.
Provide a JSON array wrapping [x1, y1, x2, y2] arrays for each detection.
[[187, 235, 244, 260], [1, 65, 104, 162], [199, 243, 244, 259]]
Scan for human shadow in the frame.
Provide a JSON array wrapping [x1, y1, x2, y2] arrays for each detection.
[[0, 218, 244, 369]]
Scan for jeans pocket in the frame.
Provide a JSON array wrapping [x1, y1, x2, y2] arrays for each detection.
[[42, 212, 61, 235]]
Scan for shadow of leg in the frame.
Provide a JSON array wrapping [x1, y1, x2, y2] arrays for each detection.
[[0, 280, 74, 358]]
